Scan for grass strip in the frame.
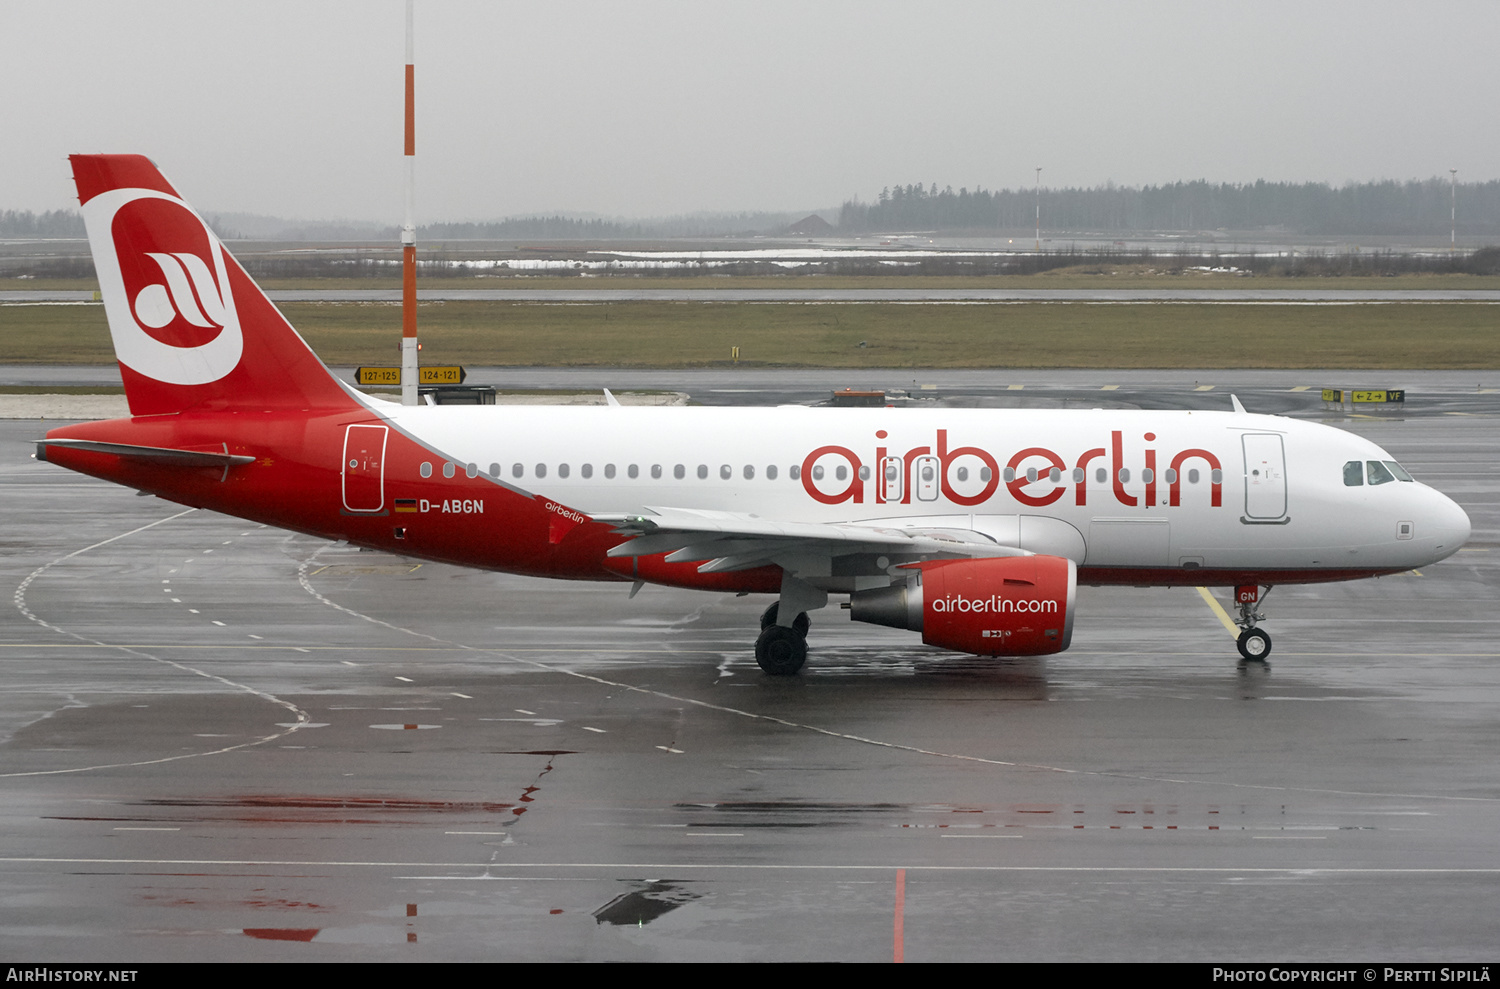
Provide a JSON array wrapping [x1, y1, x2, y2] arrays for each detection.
[[2, 299, 1496, 369]]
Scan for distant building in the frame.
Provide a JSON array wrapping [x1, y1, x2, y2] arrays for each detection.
[[785, 214, 835, 236]]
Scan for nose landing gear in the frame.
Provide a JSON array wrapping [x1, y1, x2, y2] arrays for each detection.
[[1233, 584, 1273, 661]]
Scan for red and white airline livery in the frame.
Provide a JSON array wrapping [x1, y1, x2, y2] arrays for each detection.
[[39, 155, 1471, 672]]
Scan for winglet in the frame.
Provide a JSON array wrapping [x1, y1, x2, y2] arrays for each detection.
[[603, 388, 621, 407], [1230, 394, 1247, 414]]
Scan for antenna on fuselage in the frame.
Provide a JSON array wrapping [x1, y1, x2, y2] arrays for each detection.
[[400, 0, 420, 406], [1230, 394, 1247, 414]]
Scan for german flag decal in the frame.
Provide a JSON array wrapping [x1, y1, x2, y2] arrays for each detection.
[[394, 498, 418, 513]]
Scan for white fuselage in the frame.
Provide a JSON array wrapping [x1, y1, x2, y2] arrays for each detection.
[[379, 404, 1469, 580]]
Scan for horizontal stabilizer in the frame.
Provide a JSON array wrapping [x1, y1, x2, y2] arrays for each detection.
[[37, 438, 255, 469]]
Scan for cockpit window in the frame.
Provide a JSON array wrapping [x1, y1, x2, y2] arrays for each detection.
[[1343, 461, 1363, 486], [1366, 460, 1396, 486], [1384, 460, 1413, 482]]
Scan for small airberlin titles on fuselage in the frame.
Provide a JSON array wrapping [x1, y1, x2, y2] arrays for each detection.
[[798, 428, 1224, 508]]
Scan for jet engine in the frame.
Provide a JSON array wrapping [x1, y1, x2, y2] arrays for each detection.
[[849, 555, 1076, 656]]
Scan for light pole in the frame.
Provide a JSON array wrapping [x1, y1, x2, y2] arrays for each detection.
[[400, 0, 420, 406], [1034, 167, 1041, 252], [1450, 168, 1458, 254]]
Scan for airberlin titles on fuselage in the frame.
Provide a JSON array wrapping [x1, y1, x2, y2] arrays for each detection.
[[798, 428, 1223, 509]]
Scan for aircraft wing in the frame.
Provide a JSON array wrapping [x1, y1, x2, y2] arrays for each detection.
[[599, 506, 1028, 574]]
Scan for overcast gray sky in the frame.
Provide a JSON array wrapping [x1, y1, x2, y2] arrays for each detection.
[[4, 1, 1497, 222]]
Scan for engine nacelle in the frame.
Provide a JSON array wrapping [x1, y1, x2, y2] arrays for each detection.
[[849, 555, 1076, 656]]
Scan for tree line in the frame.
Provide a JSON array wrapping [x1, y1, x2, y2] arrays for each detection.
[[839, 179, 1500, 236]]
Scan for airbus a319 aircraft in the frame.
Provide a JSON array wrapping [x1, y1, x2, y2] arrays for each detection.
[[38, 155, 1472, 673]]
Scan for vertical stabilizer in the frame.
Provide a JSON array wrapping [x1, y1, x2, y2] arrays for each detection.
[[71, 154, 355, 416]]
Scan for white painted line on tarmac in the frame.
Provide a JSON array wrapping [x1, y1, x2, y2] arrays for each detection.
[[940, 833, 1022, 839], [10, 857, 1500, 874], [113, 827, 180, 832]]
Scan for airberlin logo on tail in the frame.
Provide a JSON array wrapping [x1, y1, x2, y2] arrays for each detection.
[[133, 251, 230, 332], [83, 188, 243, 386]]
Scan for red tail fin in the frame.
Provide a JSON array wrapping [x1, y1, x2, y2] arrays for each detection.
[[71, 155, 356, 416]]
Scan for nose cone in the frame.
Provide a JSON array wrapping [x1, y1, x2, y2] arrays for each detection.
[[1424, 488, 1471, 563]]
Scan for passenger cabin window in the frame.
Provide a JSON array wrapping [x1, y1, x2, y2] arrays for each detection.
[[1344, 461, 1364, 486], [1366, 461, 1396, 486], [535, 463, 547, 479], [628, 464, 639, 479], [420, 462, 432, 478], [582, 463, 593, 479], [558, 463, 570, 479], [512, 463, 523, 479], [744, 465, 755, 480], [605, 464, 616, 479], [721, 465, 732, 480], [673, 464, 685, 480], [789, 466, 800, 480], [466, 462, 478, 478], [767, 465, 778, 480], [488, 463, 500, 478], [443, 462, 455, 479], [651, 465, 662, 479], [697, 464, 708, 479]]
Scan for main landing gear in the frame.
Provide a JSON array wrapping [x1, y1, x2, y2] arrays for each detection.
[[1233, 584, 1273, 662], [756, 602, 810, 675]]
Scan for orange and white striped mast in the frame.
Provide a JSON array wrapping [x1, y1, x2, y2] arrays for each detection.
[[400, 0, 419, 406]]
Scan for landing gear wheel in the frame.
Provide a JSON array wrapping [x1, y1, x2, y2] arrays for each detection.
[[759, 602, 811, 637], [1237, 627, 1272, 662], [755, 624, 808, 675]]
